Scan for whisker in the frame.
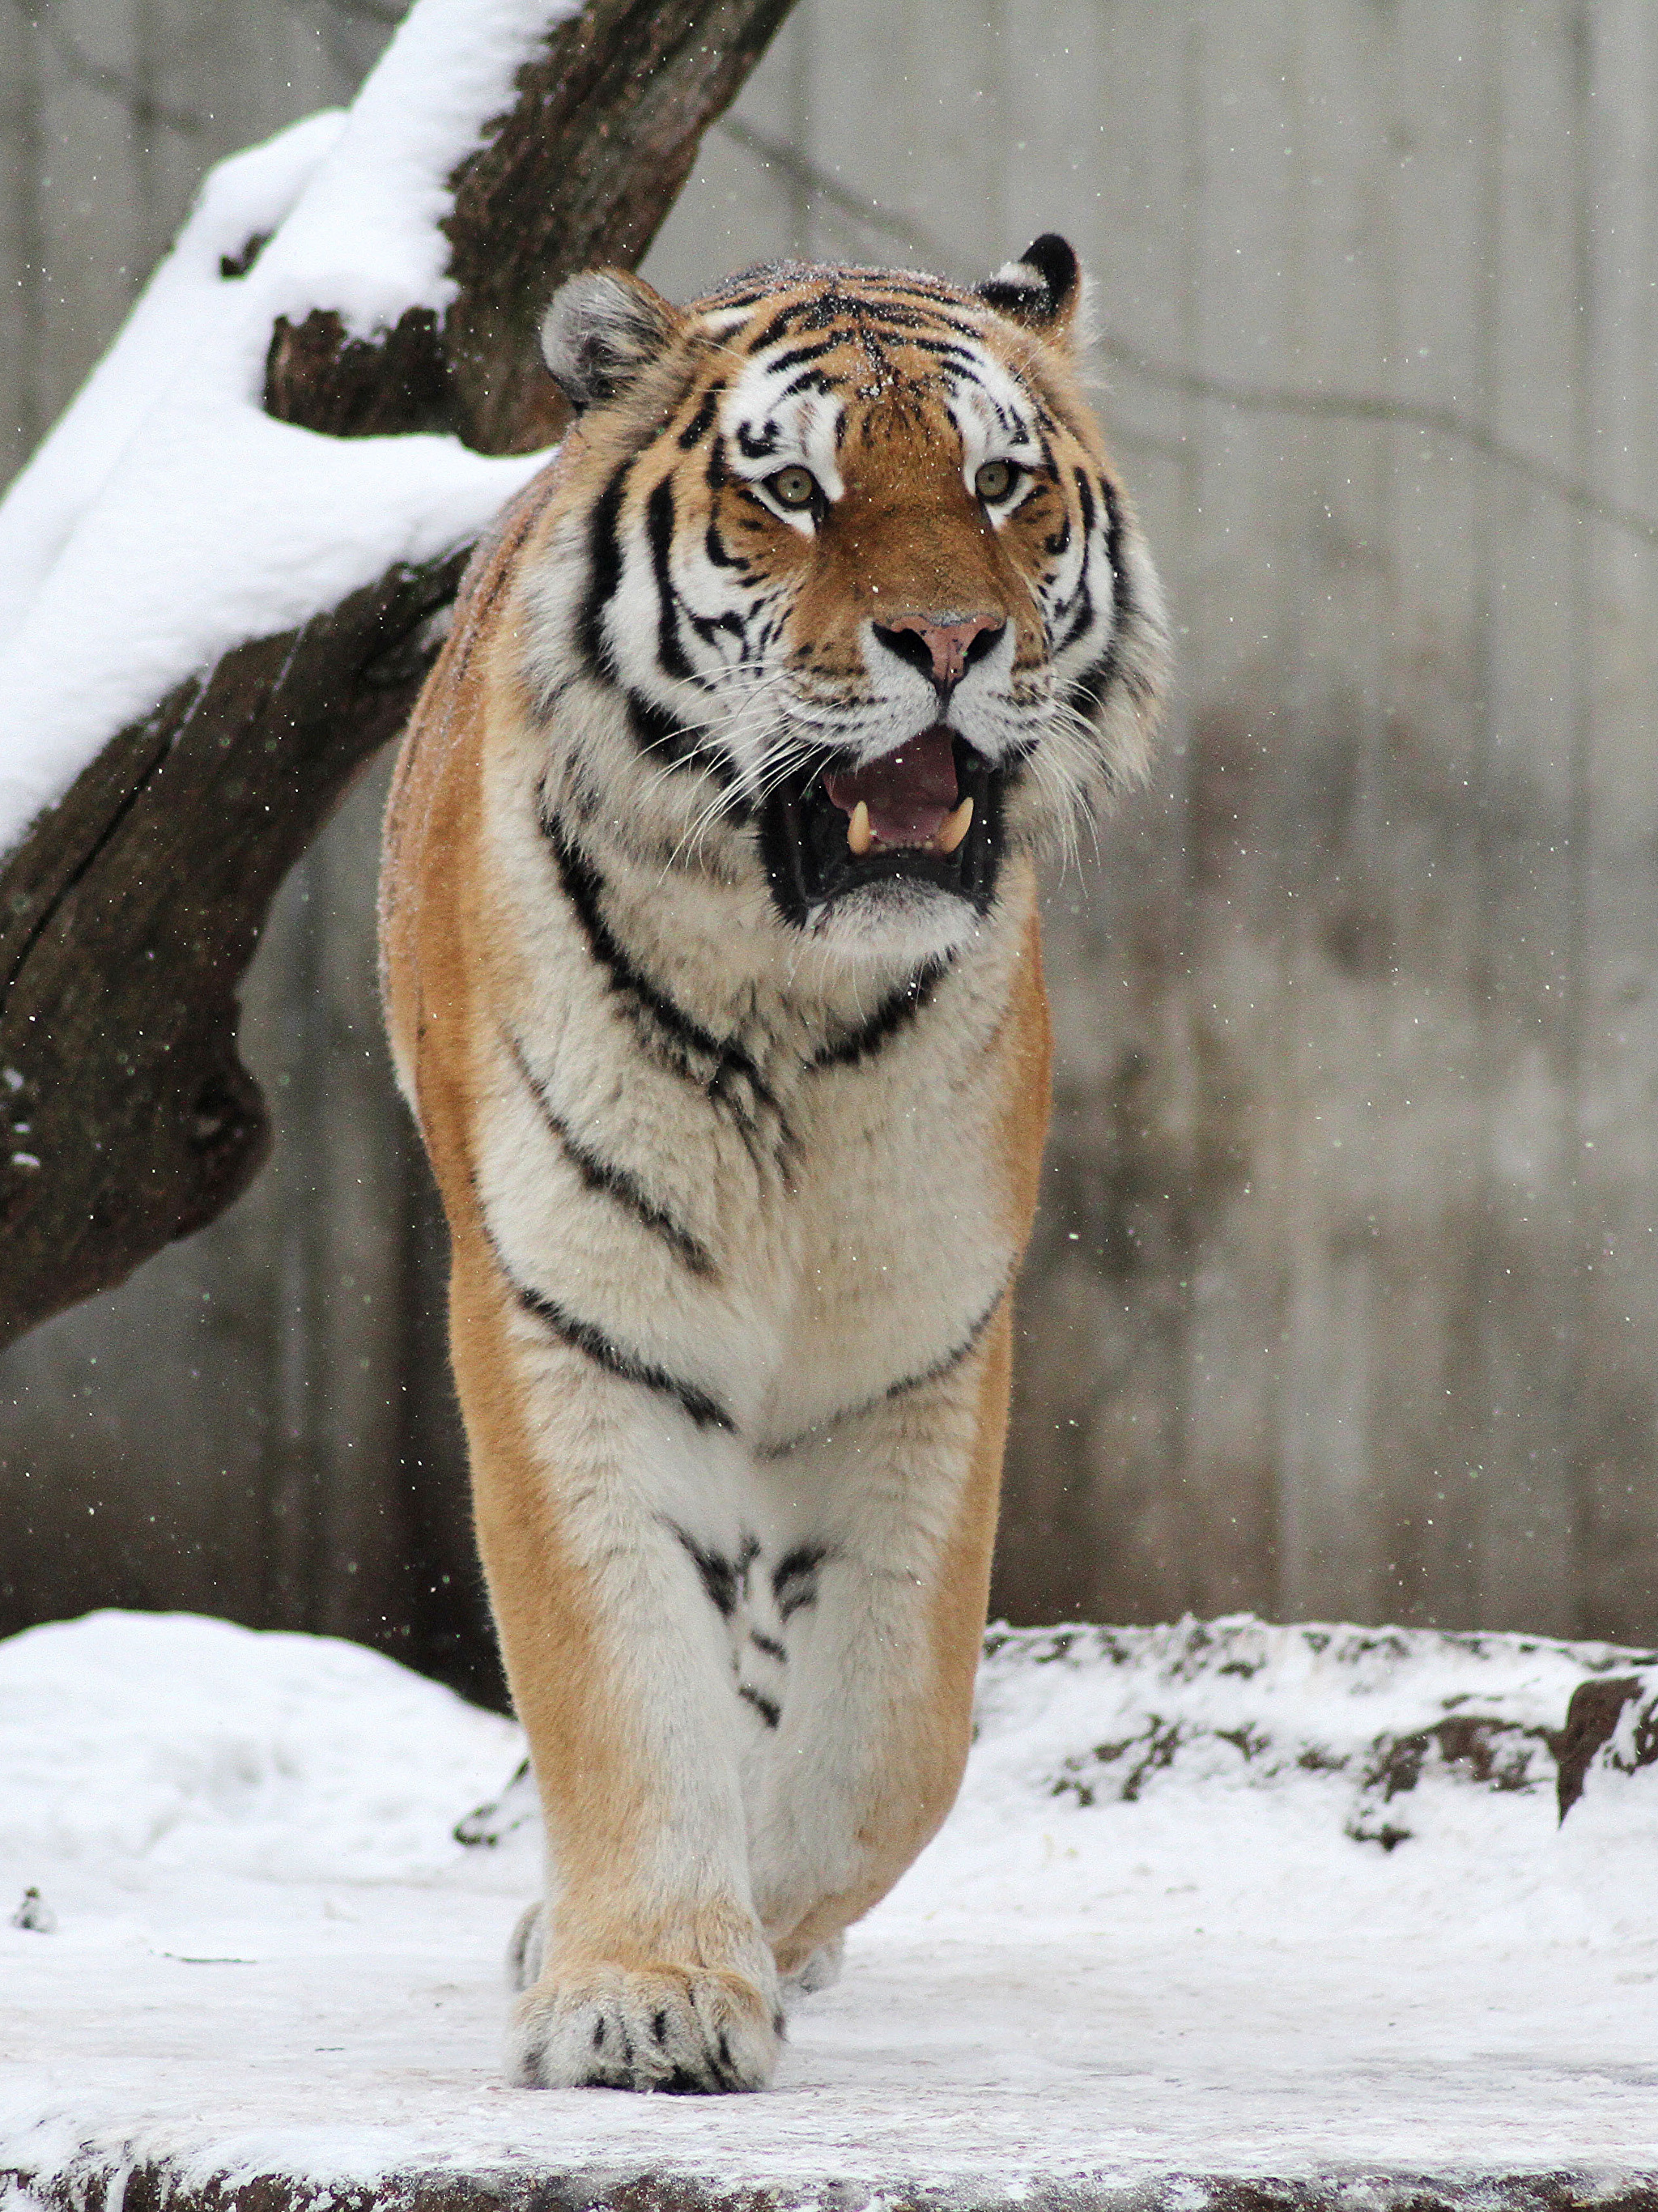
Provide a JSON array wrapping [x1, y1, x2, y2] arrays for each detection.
[[652, 717, 833, 879]]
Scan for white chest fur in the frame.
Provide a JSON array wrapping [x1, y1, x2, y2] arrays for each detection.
[[473, 707, 1031, 1461]]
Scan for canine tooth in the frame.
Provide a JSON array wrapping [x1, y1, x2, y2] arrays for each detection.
[[936, 795, 974, 855], [847, 800, 874, 857]]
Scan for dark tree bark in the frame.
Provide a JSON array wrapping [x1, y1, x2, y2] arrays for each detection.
[[0, 0, 797, 1351]]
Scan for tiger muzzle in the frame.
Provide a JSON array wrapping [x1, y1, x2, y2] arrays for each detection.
[[759, 725, 1005, 928]]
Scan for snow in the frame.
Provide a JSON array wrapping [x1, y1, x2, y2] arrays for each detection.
[[251, 0, 580, 337], [0, 0, 575, 862], [3, 1610, 1656, 2207]]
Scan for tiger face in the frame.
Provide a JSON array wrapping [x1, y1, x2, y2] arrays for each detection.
[[529, 235, 1165, 967]]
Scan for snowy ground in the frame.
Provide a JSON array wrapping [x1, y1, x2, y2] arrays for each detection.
[[3, 1610, 1656, 2211]]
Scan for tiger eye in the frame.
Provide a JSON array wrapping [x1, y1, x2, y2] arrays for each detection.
[[975, 458, 1016, 503], [767, 466, 818, 510]]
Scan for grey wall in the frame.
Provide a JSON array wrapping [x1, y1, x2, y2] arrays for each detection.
[[4, 1, 1657, 1679]]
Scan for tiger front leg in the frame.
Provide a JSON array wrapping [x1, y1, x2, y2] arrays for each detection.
[[745, 1304, 1014, 1976], [448, 1232, 783, 2095]]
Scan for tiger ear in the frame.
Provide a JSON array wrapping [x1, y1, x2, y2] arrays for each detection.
[[976, 234, 1085, 348], [539, 269, 682, 410]]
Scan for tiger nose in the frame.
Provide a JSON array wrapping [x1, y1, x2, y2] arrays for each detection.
[[873, 611, 1005, 691]]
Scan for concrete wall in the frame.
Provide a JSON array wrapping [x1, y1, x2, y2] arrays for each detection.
[[5, 1, 1657, 1681]]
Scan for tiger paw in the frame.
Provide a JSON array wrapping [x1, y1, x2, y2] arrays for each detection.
[[508, 1960, 783, 2092]]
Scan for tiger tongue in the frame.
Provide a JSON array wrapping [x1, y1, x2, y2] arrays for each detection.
[[823, 727, 959, 847]]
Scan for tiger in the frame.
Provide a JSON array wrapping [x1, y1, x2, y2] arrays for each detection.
[[378, 232, 1166, 2094]]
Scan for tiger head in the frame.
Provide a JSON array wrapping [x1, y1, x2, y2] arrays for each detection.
[[529, 235, 1167, 968]]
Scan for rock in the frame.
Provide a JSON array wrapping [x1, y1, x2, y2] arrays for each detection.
[[11, 1883, 57, 1932]]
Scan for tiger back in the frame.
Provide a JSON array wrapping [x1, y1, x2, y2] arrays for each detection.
[[379, 235, 1166, 2094]]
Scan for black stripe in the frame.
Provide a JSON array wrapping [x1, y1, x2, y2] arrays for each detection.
[[677, 381, 724, 448], [546, 816, 736, 1071], [1050, 471, 1103, 655], [530, 671, 574, 725], [645, 476, 695, 681], [784, 291, 859, 336], [704, 520, 743, 571], [1054, 575, 1095, 660], [542, 816, 790, 1138], [843, 299, 937, 332], [811, 959, 946, 1070], [772, 1543, 828, 1619], [506, 1032, 716, 1278], [688, 606, 748, 653], [1073, 466, 1098, 542], [895, 317, 999, 349], [576, 462, 630, 678], [571, 462, 714, 777], [755, 334, 849, 376], [776, 366, 836, 403], [859, 304, 986, 342], [1101, 472, 1132, 631], [882, 1283, 1007, 1406], [750, 1630, 786, 1661], [735, 419, 781, 461], [738, 1684, 781, 1729], [898, 334, 985, 367], [668, 1523, 744, 1614], [984, 391, 1018, 440], [514, 1278, 735, 1432], [623, 687, 708, 772], [1064, 474, 1132, 723], [748, 303, 808, 353], [1065, 651, 1116, 725], [756, 1283, 1009, 1461], [626, 683, 746, 800]]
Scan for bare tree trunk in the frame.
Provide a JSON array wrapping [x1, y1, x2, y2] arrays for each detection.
[[0, 0, 796, 1351]]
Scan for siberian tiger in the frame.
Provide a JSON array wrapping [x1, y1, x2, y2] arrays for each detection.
[[379, 234, 1166, 2093]]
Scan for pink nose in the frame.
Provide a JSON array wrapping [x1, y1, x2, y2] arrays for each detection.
[[875, 611, 1005, 690]]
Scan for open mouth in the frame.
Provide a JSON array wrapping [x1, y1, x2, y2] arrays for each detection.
[[759, 725, 1005, 926]]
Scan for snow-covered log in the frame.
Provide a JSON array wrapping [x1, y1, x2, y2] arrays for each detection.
[[0, 0, 796, 1351]]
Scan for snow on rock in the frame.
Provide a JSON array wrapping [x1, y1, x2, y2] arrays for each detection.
[[971, 1614, 1658, 1852], [3, 1609, 1657, 2207], [0, 0, 572, 861]]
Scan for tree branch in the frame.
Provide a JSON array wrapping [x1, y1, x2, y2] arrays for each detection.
[[0, 0, 797, 1350]]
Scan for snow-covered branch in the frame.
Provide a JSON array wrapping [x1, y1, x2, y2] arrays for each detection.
[[0, 0, 797, 1351]]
